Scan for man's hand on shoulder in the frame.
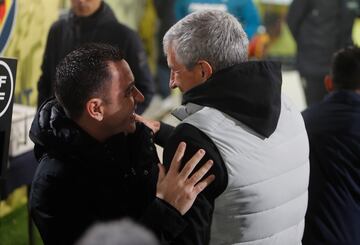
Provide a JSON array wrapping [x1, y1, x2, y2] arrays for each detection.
[[156, 142, 215, 215], [135, 114, 160, 134]]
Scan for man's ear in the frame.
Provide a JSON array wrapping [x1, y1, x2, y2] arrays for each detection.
[[86, 98, 104, 121], [324, 75, 334, 92], [199, 60, 213, 81]]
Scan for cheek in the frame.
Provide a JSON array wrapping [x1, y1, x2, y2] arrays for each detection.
[[181, 73, 193, 84], [175, 73, 187, 84], [120, 98, 135, 114]]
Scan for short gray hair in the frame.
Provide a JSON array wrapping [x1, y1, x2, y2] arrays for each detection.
[[163, 10, 249, 72]]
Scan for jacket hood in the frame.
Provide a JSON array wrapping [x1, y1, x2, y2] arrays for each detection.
[[181, 61, 282, 138], [29, 99, 100, 161]]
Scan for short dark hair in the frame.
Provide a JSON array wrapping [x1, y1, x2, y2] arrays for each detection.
[[332, 46, 360, 90], [55, 43, 124, 119]]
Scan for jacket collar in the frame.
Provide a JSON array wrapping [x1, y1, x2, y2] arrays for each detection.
[[176, 61, 282, 138], [324, 90, 360, 105], [172, 103, 204, 121]]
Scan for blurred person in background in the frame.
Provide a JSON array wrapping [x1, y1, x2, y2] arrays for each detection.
[[287, 0, 360, 107], [153, 0, 176, 99], [302, 46, 360, 245], [37, 0, 154, 114]]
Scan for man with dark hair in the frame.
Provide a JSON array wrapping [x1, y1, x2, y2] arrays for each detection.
[[29, 43, 215, 245], [302, 46, 360, 244], [37, 0, 154, 114]]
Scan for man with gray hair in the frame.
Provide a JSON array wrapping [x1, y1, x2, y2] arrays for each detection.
[[139, 9, 309, 244]]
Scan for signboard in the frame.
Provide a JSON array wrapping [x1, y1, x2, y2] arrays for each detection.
[[0, 57, 16, 179]]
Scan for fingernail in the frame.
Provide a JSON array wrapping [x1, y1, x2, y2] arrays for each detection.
[[199, 149, 205, 154]]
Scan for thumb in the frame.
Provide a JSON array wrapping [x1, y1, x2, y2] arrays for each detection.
[[134, 113, 143, 123]]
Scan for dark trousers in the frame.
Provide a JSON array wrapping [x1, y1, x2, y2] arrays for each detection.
[[301, 74, 328, 107]]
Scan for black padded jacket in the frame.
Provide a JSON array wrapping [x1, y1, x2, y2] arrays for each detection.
[[29, 99, 185, 245]]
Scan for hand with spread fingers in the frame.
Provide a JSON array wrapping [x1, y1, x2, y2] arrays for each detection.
[[156, 142, 215, 215]]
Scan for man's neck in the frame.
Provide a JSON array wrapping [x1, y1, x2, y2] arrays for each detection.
[[75, 117, 108, 143]]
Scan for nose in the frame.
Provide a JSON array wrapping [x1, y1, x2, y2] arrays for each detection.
[[133, 86, 144, 103]]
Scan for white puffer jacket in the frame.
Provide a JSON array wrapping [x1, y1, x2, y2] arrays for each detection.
[[181, 95, 309, 245]]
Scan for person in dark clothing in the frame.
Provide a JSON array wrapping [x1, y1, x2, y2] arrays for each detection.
[[153, 0, 176, 98], [138, 10, 309, 244], [287, 0, 360, 107], [29, 43, 215, 245], [302, 46, 360, 245], [37, 0, 154, 114]]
